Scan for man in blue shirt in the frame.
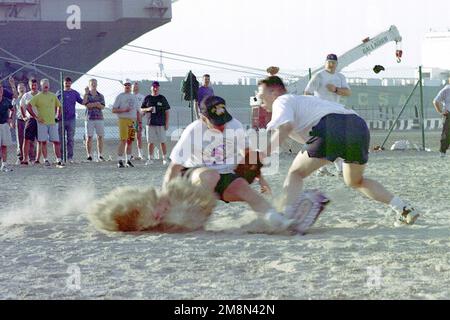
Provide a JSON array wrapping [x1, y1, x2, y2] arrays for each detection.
[[57, 77, 83, 162]]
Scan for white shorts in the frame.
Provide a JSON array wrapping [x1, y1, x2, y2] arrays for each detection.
[[146, 125, 167, 144], [0, 123, 13, 146], [85, 120, 105, 137], [37, 123, 59, 142]]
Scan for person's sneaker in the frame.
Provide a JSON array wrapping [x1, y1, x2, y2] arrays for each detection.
[[145, 159, 154, 166], [87, 156, 93, 161], [136, 155, 143, 161], [44, 160, 51, 167], [0, 165, 13, 172], [162, 159, 168, 165], [315, 167, 335, 177], [21, 161, 29, 165], [129, 155, 135, 161], [98, 156, 106, 162], [126, 160, 134, 168], [56, 161, 65, 168], [117, 160, 125, 168], [34, 160, 40, 165], [284, 190, 330, 235], [397, 205, 419, 225]]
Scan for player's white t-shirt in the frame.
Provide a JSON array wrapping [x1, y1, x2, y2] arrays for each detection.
[[20, 91, 39, 118], [170, 118, 246, 174], [266, 94, 357, 144], [304, 70, 349, 103]]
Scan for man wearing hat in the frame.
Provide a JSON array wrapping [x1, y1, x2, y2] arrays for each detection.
[[141, 81, 170, 165], [162, 95, 320, 234], [305, 54, 351, 103], [305, 53, 352, 177]]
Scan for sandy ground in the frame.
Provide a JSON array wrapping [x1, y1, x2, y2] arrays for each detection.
[[0, 145, 449, 299]]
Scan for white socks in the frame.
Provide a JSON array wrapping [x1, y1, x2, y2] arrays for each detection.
[[264, 209, 291, 229], [389, 196, 406, 213]]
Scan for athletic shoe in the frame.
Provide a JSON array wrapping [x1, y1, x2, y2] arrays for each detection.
[[284, 190, 330, 235], [397, 205, 419, 225], [126, 160, 134, 168], [129, 155, 135, 161], [34, 160, 40, 165], [136, 155, 144, 161], [117, 160, 125, 168], [315, 167, 335, 177], [162, 159, 168, 165], [44, 160, 51, 167], [145, 159, 154, 166], [0, 165, 13, 172], [87, 156, 93, 161], [56, 161, 65, 167], [98, 156, 106, 162]]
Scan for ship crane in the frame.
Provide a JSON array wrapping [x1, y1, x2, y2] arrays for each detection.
[[251, 25, 403, 128], [288, 25, 403, 94]]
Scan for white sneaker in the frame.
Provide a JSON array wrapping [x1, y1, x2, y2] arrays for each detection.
[[0, 164, 12, 172], [396, 205, 419, 225], [162, 159, 168, 165], [145, 159, 154, 166], [284, 190, 330, 234]]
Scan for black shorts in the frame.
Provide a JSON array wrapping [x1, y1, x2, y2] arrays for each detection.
[[306, 113, 370, 165], [180, 167, 240, 203], [24, 118, 38, 141]]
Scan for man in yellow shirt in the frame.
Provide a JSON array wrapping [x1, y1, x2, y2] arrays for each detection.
[[27, 79, 64, 167]]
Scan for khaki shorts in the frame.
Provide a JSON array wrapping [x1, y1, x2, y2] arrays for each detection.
[[0, 123, 13, 146], [146, 125, 167, 144], [37, 123, 59, 142], [85, 120, 105, 137], [119, 118, 136, 141]]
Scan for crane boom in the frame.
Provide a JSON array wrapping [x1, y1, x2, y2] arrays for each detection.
[[288, 25, 402, 94]]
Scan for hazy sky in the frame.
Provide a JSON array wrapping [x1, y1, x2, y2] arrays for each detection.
[[74, 0, 450, 97]]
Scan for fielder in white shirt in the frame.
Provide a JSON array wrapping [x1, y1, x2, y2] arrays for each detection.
[[305, 53, 351, 176]]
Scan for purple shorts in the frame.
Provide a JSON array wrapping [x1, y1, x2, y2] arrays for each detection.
[[305, 113, 370, 165]]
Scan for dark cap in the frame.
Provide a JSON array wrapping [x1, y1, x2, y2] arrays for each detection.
[[152, 81, 160, 87], [201, 96, 233, 126], [326, 53, 338, 62]]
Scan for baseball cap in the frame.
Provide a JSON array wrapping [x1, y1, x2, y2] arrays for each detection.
[[152, 81, 160, 87], [201, 96, 233, 126], [326, 53, 338, 62]]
